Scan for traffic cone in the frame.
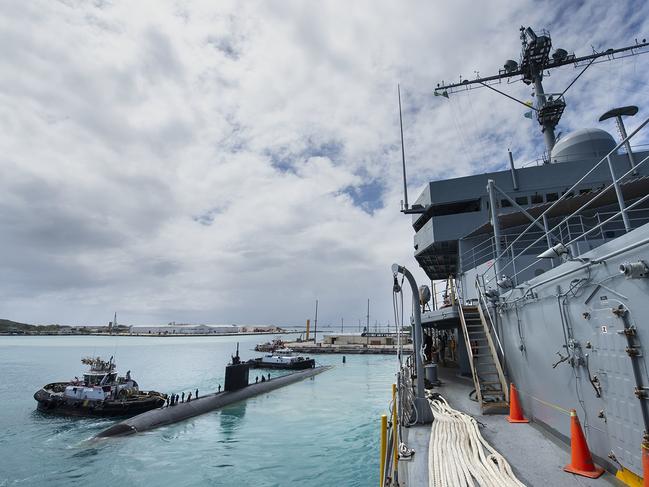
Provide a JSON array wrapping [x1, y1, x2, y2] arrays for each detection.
[[506, 383, 529, 423], [642, 436, 649, 487], [564, 409, 604, 478]]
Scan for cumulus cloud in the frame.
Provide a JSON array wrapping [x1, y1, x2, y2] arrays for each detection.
[[1, 0, 648, 326]]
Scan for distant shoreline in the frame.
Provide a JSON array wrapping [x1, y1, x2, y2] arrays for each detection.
[[0, 330, 300, 337]]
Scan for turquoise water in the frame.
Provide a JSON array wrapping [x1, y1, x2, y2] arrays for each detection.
[[0, 335, 397, 486]]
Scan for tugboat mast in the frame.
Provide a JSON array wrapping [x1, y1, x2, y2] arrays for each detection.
[[434, 27, 649, 156]]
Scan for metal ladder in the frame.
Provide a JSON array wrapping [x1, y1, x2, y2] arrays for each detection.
[[459, 303, 509, 412]]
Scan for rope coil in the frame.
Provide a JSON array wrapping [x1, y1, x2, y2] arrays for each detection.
[[428, 395, 526, 487]]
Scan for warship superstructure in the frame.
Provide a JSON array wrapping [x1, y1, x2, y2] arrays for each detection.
[[399, 27, 649, 481]]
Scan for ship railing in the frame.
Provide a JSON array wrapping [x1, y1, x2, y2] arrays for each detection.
[[475, 277, 505, 358], [430, 285, 446, 310], [496, 207, 649, 290], [380, 362, 418, 486], [480, 114, 649, 288], [460, 235, 496, 270], [460, 229, 550, 272], [430, 283, 451, 310], [428, 275, 462, 310]]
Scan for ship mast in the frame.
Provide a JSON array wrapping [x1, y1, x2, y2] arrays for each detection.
[[435, 27, 649, 157]]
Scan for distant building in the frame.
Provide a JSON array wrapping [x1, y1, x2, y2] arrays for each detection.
[[131, 324, 240, 335]]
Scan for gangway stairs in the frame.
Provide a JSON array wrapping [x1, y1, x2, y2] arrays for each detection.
[[459, 304, 509, 412]]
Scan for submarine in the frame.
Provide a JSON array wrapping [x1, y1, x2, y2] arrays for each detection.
[[95, 345, 332, 438]]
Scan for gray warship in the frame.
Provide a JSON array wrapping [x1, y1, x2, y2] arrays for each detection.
[[383, 27, 649, 485]]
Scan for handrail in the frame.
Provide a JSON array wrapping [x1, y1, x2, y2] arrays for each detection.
[[458, 303, 483, 406], [505, 183, 649, 287], [462, 233, 551, 270], [564, 191, 649, 247], [481, 115, 649, 282], [485, 150, 649, 284], [475, 286, 509, 403], [476, 278, 505, 358]]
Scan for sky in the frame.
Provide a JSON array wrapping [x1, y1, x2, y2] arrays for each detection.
[[1, 0, 649, 327]]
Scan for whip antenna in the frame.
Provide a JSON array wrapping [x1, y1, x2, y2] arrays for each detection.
[[398, 84, 409, 211]]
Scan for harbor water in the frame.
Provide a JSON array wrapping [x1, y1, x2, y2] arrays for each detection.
[[0, 335, 396, 486]]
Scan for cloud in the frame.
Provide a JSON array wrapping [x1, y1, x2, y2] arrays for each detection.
[[1, 0, 648, 326]]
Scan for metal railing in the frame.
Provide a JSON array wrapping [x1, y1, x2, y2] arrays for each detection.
[[475, 278, 505, 358], [463, 209, 649, 281], [479, 115, 649, 287], [461, 230, 550, 272]]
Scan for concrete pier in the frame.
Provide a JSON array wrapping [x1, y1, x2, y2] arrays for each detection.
[[95, 365, 332, 438], [285, 342, 412, 355]]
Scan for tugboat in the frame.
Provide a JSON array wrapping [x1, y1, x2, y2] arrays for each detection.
[[254, 338, 285, 352], [34, 356, 166, 417], [247, 353, 316, 370]]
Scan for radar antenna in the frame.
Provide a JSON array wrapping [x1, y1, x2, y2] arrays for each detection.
[[434, 27, 649, 156]]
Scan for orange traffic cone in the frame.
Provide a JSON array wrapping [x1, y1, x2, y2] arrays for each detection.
[[506, 383, 529, 423], [564, 409, 604, 478], [642, 436, 649, 487]]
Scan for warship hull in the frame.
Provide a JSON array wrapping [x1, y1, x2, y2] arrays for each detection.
[[494, 223, 649, 474]]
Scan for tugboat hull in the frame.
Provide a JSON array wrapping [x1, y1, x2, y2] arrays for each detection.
[[247, 358, 316, 370], [34, 385, 165, 417]]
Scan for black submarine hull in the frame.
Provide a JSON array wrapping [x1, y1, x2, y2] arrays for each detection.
[[95, 365, 332, 437]]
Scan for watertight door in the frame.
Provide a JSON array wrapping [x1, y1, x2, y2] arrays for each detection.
[[591, 299, 643, 474]]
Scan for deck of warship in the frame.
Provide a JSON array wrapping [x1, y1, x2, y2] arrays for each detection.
[[384, 23, 649, 486], [399, 366, 623, 487]]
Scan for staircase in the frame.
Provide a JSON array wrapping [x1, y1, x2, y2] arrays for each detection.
[[459, 304, 509, 412]]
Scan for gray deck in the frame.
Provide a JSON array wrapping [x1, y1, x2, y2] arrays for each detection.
[[398, 366, 623, 487]]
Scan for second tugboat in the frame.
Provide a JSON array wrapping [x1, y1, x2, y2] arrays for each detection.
[[247, 353, 316, 370], [34, 356, 166, 417]]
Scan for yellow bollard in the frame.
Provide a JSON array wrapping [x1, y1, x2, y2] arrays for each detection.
[[380, 414, 387, 486], [392, 383, 398, 478]]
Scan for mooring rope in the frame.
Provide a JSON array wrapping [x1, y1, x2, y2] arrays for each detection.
[[428, 395, 526, 487]]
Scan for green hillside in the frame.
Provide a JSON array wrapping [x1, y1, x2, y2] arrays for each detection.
[[0, 319, 63, 333]]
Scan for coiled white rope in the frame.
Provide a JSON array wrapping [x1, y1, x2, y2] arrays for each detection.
[[428, 395, 526, 487]]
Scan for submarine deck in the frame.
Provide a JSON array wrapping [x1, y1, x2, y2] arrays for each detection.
[[95, 366, 332, 438], [399, 366, 623, 487]]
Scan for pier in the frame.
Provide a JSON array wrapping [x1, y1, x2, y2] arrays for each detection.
[[283, 332, 412, 355], [283, 342, 411, 355]]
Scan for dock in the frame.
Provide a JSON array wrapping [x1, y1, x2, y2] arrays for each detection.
[[283, 332, 413, 355], [284, 341, 412, 355]]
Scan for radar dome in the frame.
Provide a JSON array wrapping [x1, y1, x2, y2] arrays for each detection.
[[550, 128, 616, 164]]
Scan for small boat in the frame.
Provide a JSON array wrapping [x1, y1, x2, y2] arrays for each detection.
[[33, 356, 166, 417], [254, 338, 285, 352], [273, 347, 294, 355], [247, 353, 316, 370]]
